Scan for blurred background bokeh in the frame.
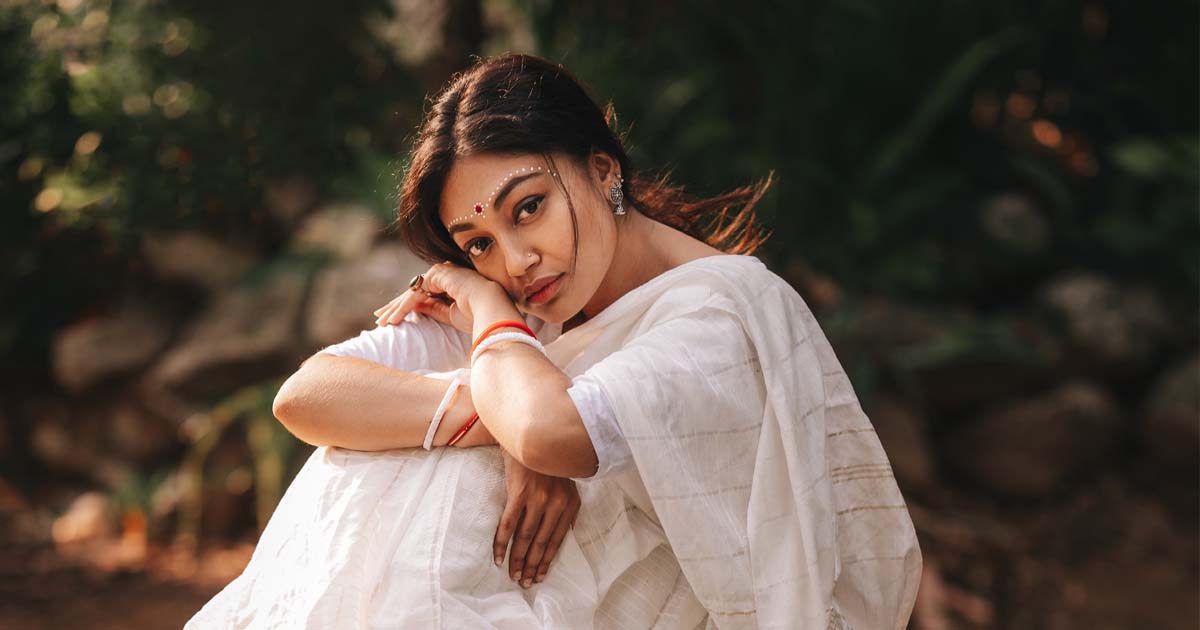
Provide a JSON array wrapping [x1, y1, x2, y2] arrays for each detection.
[[1, 0, 1196, 628]]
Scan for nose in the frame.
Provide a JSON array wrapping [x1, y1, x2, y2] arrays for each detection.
[[502, 237, 537, 279]]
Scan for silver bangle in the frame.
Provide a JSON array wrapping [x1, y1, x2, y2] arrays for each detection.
[[470, 332, 546, 366], [424, 369, 467, 450]]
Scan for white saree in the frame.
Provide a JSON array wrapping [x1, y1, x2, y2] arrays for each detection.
[[186, 254, 921, 629]]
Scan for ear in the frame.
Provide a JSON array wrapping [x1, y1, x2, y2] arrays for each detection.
[[587, 151, 621, 188]]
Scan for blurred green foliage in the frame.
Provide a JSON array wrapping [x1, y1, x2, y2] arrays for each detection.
[[0, 0, 417, 362], [527, 1, 1198, 308], [1, 0, 1196, 372], [177, 378, 304, 545]]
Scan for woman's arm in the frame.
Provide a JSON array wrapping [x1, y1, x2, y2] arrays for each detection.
[[272, 352, 495, 450], [361, 264, 598, 476], [469, 291, 599, 478]]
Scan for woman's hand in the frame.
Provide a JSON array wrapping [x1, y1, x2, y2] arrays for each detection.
[[373, 261, 502, 334], [494, 451, 580, 588]]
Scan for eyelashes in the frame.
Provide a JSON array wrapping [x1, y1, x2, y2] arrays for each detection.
[[463, 195, 543, 258]]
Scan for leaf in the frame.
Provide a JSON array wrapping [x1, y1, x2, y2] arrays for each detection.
[[865, 27, 1027, 190], [1110, 138, 1172, 179]]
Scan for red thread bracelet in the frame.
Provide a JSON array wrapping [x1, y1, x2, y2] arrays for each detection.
[[446, 412, 480, 447], [471, 319, 535, 355]]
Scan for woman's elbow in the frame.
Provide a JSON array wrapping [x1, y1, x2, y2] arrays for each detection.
[[517, 418, 598, 478], [272, 375, 301, 424], [272, 370, 322, 445]]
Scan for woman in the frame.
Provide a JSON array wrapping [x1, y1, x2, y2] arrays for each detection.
[[188, 53, 921, 629]]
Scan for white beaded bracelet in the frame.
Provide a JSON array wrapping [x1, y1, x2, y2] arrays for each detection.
[[470, 331, 546, 366], [424, 369, 467, 450]]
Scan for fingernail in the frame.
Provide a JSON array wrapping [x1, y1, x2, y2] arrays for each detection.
[[535, 575, 544, 583], [521, 578, 532, 588], [495, 557, 503, 566], [511, 573, 519, 581]]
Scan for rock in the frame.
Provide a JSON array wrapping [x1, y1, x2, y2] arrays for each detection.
[[864, 395, 935, 494], [979, 192, 1048, 253], [142, 231, 258, 291], [894, 314, 1062, 415], [51, 301, 173, 393], [51, 491, 118, 544], [292, 203, 383, 259], [263, 175, 316, 227], [150, 271, 308, 397], [306, 244, 429, 347], [824, 297, 945, 361], [1041, 273, 1173, 370], [28, 399, 132, 489], [943, 381, 1121, 498], [1141, 354, 1199, 467], [108, 400, 179, 464]]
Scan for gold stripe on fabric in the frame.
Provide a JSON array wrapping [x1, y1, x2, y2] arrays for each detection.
[[826, 427, 876, 438], [676, 547, 749, 563], [652, 482, 752, 501], [832, 473, 898, 484], [829, 462, 892, 475], [624, 420, 763, 441], [839, 554, 915, 566], [836, 504, 908, 516]]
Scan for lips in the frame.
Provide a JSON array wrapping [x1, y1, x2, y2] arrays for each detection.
[[524, 274, 562, 298]]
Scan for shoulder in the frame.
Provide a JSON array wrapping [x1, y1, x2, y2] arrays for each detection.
[[623, 253, 814, 361], [647, 254, 786, 318]]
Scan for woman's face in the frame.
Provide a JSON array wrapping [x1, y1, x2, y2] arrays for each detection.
[[438, 151, 619, 323]]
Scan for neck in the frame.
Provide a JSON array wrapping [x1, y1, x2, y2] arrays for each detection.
[[580, 206, 671, 320]]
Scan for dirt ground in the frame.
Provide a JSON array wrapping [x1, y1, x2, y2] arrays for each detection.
[[0, 538, 250, 630], [0, 471, 1195, 630]]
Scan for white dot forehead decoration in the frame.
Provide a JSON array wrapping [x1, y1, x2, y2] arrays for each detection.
[[446, 164, 558, 229]]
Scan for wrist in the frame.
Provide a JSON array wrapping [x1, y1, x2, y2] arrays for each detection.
[[444, 383, 494, 448], [471, 288, 525, 341]]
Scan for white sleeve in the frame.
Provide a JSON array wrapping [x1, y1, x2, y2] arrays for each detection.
[[567, 376, 634, 481], [318, 311, 471, 373]]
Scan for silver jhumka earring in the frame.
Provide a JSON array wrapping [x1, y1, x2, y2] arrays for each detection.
[[609, 175, 625, 215]]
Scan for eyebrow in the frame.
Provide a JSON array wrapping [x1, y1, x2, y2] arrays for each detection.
[[447, 172, 542, 236]]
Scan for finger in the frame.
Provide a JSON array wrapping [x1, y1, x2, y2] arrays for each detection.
[[509, 505, 545, 586], [386, 293, 421, 325], [372, 296, 398, 320], [493, 501, 522, 569], [416, 298, 452, 327], [377, 290, 422, 326], [522, 498, 565, 585], [372, 295, 403, 317], [387, 278, 442, 325], [374, 295, 405, 326], [388, 290, 432, 324], [535, 505, 576, 583]]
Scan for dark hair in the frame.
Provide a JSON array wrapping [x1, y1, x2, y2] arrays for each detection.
[[395, 53, 773, 276]]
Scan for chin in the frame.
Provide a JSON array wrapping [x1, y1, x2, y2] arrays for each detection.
[[521, 303, 566, 324], [524, 293, 576, 325]]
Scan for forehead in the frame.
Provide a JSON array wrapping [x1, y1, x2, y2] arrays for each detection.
[[439, 153, 547, 224]]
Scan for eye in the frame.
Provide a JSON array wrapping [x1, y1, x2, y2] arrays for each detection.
[[461, 196, 543, 259], [517, 195, 543, 219], [464, 237, 491, 258]]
